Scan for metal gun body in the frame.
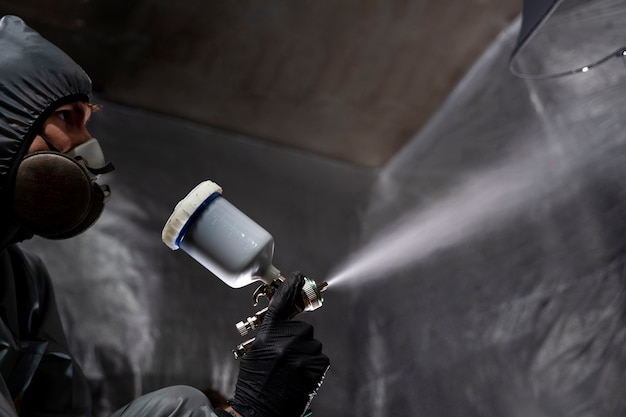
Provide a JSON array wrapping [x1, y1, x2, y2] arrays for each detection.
[[233, 278, 328, 358]]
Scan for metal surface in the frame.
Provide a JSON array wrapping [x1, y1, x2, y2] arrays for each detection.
[[510, 0, 626, 79]]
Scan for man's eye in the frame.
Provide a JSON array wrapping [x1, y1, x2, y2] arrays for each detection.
[[57, 110, 71, 121]]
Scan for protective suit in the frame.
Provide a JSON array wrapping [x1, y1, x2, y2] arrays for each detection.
[[0, 14, 94, 416]]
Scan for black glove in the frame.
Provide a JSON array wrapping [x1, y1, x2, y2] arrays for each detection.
[[229, 272, 330, 417]]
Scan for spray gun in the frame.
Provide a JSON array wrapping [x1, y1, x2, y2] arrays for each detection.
[[161, 180, 328, 358], [232, 275, 327, 358]]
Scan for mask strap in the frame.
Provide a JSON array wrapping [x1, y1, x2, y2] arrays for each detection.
[[39, 132, 60, 152]]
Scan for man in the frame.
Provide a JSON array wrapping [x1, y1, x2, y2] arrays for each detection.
[[0, 15, 329, 417]]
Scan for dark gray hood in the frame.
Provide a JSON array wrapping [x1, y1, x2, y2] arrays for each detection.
[[0, 15, 92, 249]]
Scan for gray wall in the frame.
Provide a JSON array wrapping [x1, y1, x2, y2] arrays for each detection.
[[24, 17, 626, 417]]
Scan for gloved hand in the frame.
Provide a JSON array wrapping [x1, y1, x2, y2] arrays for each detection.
[[229, 272, 330, 417]]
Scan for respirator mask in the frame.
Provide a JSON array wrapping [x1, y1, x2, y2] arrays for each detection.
[[12, 138, 115, 239]]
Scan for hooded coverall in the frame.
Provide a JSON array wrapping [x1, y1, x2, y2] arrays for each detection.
[[0, 15, 226, 417]]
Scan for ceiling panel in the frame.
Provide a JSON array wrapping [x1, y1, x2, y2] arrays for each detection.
[[0, 1, 521, 167]]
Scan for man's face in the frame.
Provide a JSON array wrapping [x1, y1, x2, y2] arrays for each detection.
[[13, 100, 112, 239], [28, 101, 93, 154]]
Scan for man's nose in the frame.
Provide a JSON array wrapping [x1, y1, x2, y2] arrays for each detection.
[[68, 129, 93, 152]]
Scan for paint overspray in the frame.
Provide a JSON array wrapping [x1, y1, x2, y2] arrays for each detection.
[[326, 139, 598, 290]]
